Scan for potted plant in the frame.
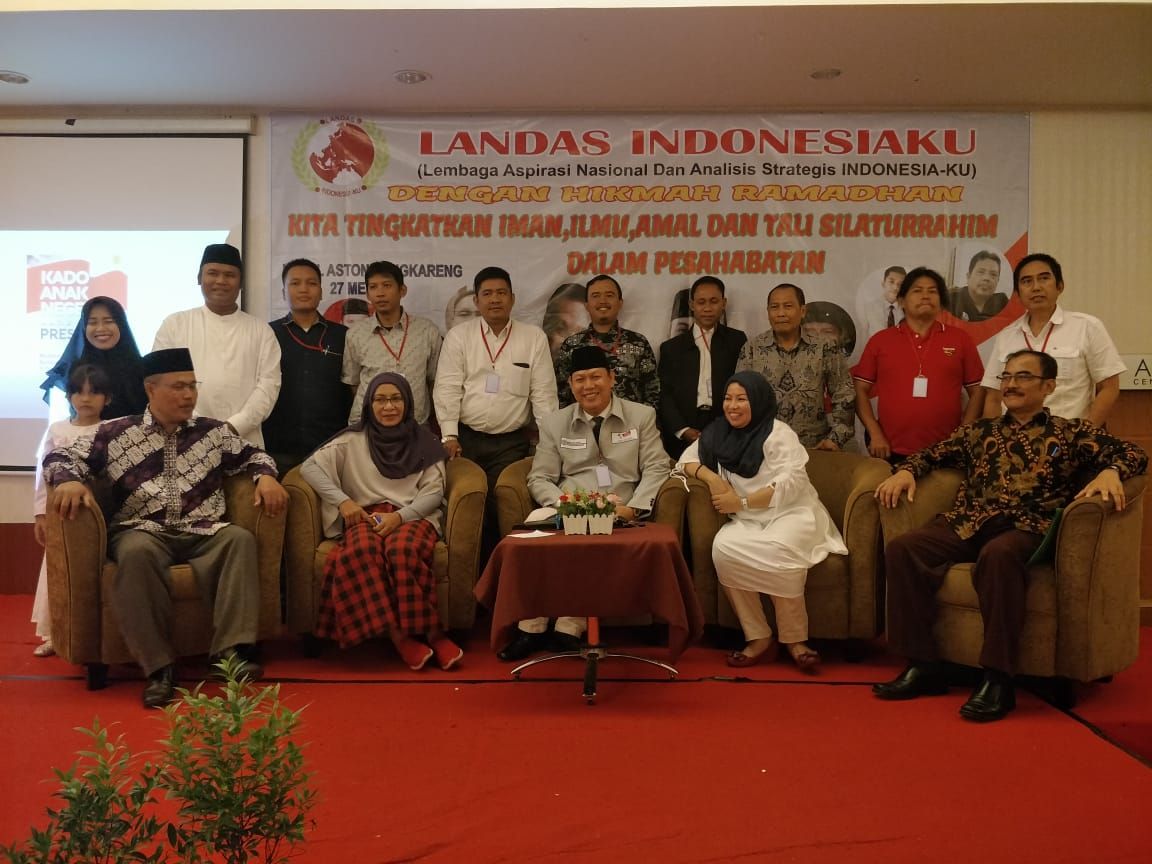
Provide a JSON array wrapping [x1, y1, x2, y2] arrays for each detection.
[[556, 489, 617, 535]]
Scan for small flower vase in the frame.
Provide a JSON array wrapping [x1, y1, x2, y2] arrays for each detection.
[[587, 514, 614, 535], [562, 514, 588, 536]]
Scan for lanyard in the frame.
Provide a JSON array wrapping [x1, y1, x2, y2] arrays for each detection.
[[377, 313, 409, 361], [482, 321, 512, 366], [900, 321, 938, 377], [697, 326, 713, 353], [589, 326, 622, 355], [1022, 320, 1055, 354], [281, 319, 335, 356]]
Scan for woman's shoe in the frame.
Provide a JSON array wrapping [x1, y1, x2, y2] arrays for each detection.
[[393, 635, 434, 671], [726, 638, 778, 668], [33, 640, 55, 658], [430, 635, 464, 671], [787, 643, 821, 674]]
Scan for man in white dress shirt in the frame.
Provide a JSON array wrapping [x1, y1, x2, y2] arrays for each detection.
[[433, 266, 558, 554], [981, 253, 1125, 424], [153, 244, 281, 447], [857, 264, 906, 344]]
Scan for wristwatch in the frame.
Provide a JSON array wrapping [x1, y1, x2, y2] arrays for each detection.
[[441, 435, 457, 444], [740, 497, 749, 510]]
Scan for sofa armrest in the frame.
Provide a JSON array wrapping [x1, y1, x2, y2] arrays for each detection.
[[223, 473, 284, 639], [877, 468, 965, 546], [684, 477, 726, 625], [494, 456, 534, 537], [443, 457, 488, 628], [652, 473, 688, 543], [281, 466, 324, 635], [838, 456, 896, 638], [1050, 475, 1146, 679], [44, 485, 107, 665]]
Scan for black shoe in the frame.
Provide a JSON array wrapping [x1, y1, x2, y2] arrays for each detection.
[[550, 631, 583, 653], [142, 665, 176, 709], [959, 676, 1016, 722], [872, 663, 949, 700], [497, 631, 548, 662], [211, 647, 264, 682]]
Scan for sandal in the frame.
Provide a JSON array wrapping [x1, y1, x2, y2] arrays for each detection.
[[33, 641, 56, 658], [726, 638, 778, 668], [787, 643, 821, 674]]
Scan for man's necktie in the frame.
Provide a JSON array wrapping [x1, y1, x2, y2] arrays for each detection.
[[886, 305, 896, 328], [592, 415, 603, 445]]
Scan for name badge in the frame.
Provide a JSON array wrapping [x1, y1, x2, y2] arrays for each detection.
[[611, 428, 639, 444], [485, 373, 500, 394], [560, 437, 588, 450], [594, 464, 613, 488], [912, 375, 928, 398]]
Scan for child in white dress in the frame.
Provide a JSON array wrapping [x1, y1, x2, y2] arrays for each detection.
[[31, 364, 112, 656]]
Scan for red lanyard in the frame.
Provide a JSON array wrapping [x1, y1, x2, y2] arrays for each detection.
[[377, 313, 409, 361], [281, 319, 332, 355], [589, 326, 622, 355], [1022, 320, 1054, 354], [697, 326, 712, 353], [900, 321, 939, 376], [482, 321, 512, 366]]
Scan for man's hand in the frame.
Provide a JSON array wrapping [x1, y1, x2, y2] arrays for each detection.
[[52, 481, 94, 520], [33, 514, 47, 547], [615, 504, 638, 522], [1075, 468, 1126, 512], [373, 511, 404, 536], [339, 499, 371, 527], [866, 427, 892, 460], [814, 439, 840, 452], [711, 489, 742, 514], [875, 469, 916, 509], [443, 438, 462, 460], [254, 475, 288, 516], [681, 428, 701, 444]]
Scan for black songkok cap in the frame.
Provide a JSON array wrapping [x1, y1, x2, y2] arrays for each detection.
[[142, 348, 195, 378], [569, 345, 611, 374], [199, 243, 243, 273]]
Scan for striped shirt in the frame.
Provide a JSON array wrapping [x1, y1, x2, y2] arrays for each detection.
[[342, 310, 443, 424]]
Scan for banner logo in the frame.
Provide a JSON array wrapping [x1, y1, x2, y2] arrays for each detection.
[[293, 118, 389, 197], [27, 258, 128, 313]]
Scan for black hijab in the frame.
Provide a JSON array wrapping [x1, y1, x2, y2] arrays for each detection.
[[40, 296, 147, 419], [698, 371, 778, 478], [350, 372, 445, 479]]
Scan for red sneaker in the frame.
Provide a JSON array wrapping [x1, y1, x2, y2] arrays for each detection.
[[394, 636, 434, 671], [430, 635, 464, 671]]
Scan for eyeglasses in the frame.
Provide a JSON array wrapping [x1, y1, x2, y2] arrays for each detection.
[[373, 396, 406, 406], [996, 372, 1050, 384]]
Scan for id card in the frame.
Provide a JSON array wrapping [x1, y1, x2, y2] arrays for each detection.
[[611, 428, 639, 444], [485, 373, 500, 394], [560, 437, 588, 450], [912, 375, 928, 398], [594, 464, 613, 488]]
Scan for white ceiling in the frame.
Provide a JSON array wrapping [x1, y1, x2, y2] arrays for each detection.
[[0, 3, 1149, 114]]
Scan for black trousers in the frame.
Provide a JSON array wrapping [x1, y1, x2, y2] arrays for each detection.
[[885, 515, 1042, 675], [458, 424, 531, 562]]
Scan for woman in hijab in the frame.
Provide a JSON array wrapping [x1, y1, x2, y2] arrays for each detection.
[[677, 371, 847, 672], [300, 372, 462, 671], [40, 296, 147, 419]]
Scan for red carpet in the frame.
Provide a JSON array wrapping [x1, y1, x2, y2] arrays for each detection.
[[2, 595, 1150, 863]]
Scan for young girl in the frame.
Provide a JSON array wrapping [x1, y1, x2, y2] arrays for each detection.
[[31, 363, 113, 656]]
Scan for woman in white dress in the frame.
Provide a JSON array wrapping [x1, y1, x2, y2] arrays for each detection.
[[678, 371, 847, 672]]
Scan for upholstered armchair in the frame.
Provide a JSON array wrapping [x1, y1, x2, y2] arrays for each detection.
[[493, 456, 689, 542], [686, 449, 892, 637], [44, 474, 285, 690], [282, 456, 487, 638], [878, 470, 1147, 694]]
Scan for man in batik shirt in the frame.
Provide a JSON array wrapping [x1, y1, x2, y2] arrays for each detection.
[[553, 275, 660, 412], [872, 349, 1146, 723], [736, 282, 855, 450]]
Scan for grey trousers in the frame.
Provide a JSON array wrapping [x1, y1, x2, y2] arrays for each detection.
[[108, 526, 259, 676]]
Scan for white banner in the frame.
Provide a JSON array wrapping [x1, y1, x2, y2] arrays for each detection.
[[269, 113, 1029, 362]]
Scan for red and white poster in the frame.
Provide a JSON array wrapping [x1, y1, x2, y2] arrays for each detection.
[[269, 113, 1029, 360]]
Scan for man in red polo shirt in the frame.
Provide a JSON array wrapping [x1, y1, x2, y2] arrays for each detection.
[[852, 267, 984, 462]]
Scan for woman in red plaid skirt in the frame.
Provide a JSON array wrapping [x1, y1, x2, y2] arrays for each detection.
[[300, 372, 463, 670]]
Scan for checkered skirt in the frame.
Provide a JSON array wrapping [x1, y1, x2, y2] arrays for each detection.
[[315, 503, 440, 648]]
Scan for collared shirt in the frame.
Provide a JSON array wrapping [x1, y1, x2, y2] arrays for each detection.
[[553, 323, 660, 411], [902, 409, 1147, 539], [857, 298, 904, 344], [692, 323, 715, 408], [981, 306, 1126, 419], [433, 318, 558, 436], [737, 331, 855, 448], [43, 410, 278, 536], [152, 306, 282, 447], [852, 320, 984, 455], [264, 314, 352, 461], [342, 309, 442, 424]]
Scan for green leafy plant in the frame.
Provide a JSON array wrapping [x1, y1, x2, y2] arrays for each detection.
[[2, 656, 315, 864], [555, 489, 617, 517]]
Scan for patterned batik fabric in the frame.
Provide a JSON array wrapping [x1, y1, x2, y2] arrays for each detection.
[[555, 325, 660, 411], [315, 503, 440, 648], [902, 409, 1148, 539]]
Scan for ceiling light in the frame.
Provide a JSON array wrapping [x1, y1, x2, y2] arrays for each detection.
[[0, 70, 30, 85], [810, 68, 842, 81], [394, 70, 429, 85]]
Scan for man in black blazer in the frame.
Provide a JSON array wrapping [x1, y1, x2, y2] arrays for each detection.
[[657, 276, 748, 459]]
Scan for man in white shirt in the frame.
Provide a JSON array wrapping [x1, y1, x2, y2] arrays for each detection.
[[981, 253, 1125, 424], [858, 264, 906, 344], [153, 244, 281, 447], [434, 266, 558, 553]]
